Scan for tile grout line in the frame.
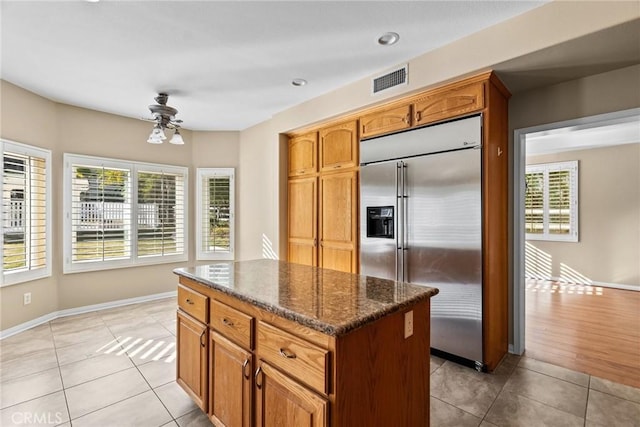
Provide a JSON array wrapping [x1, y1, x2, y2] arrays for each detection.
[[517, 362, 591, 388], [479, 361, 516, 425], [50, 320, 73, 427], [129, 333, 180, 426], [583, 375, 591, 427]]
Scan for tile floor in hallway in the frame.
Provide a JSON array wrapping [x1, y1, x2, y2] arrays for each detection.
[[1, 296, 639, 427]]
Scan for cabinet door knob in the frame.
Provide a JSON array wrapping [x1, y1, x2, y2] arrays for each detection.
[[279, 348, 297, 359], [255, 366, 263, 389], [222, 317, 234, 327]]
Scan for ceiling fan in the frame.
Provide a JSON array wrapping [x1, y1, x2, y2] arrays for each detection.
[[143, 93, 184, 145]]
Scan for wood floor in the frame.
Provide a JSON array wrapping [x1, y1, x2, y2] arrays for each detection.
[[525, 279, 640, 388]]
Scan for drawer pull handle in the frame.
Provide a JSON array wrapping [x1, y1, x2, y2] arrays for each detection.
[[279, 348, 297, 359], [185, 298, 194, 305], [242, 358, 250, 380], [222, 318, 234, 327], [255, 366, 263, 389]]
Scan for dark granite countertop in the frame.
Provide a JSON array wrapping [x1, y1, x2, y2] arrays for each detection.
[[174, 259, 438, 337]]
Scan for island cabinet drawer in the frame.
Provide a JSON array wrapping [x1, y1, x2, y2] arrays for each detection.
[[178, 285, 208, 324], [256, 321, 329, 395], [210, 299, 254, 350]]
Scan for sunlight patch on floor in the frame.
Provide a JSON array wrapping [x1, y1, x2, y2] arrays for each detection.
[[94, 336, 176, 363]]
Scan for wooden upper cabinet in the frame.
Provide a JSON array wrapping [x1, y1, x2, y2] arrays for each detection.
[[360, 104, 412, 139], [319, 120, 358, 172], [413, 81, 485, 126], [289, 132, 317, 177]]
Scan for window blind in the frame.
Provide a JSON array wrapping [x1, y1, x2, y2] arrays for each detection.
[[70, 164, 132, 263], [525, 172, 544, 234], [196, 168, 234, 260], [137, 170, 185, 257], [1, 140, 51, 286]]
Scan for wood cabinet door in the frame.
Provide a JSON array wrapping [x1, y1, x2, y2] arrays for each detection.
[[413, 81, 484, 126], [319, 170, 358, 273], [209, 331, 252, 427], [288, 177, 317, 267], [255, 362, 328, 427], [288, 132, 317, 177], [319, 120, 358, 172], [360, 104, 411, 139], [177, 310, 208, 412]]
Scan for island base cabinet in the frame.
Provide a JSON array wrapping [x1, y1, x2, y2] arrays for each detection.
[[255, 362, 328, 427], [177, 310, 208, 412], [209, 331, 253, 427]]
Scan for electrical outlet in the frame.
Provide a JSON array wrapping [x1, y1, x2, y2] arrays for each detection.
[[24, 292, 32, 305], [404, 310, 413, 338]]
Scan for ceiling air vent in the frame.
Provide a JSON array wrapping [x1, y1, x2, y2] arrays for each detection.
[[372, 64, 408, 95]]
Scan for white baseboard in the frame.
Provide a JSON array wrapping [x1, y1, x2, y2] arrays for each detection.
[[0, 291, 177, 340], [525, 276, 639, 292]]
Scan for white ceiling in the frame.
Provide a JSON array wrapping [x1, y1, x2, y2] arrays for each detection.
[[1, 0, 547, 131]]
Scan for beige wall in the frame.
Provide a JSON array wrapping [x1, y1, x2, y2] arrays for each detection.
[[1, 81, 59, 330], [0, 81, 241, 330], [526, 144, 639, 286], [191, 130, 241, 261]]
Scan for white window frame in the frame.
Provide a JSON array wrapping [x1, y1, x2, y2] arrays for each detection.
[[1, 139, 52, 287], [196, 168, 235, 260], [525, 160, 579, 242], [64, 153, 188, 273]]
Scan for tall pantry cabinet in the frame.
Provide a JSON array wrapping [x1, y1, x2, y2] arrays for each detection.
[[287, 121, 359, 273]]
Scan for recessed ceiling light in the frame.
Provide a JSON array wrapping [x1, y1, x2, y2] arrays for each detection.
[[378, 32, 400, 46], [291, 78, 307, 87]]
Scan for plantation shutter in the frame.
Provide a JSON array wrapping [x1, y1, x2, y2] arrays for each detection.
[[548, 169, 572, 234], [70, 164, 132, 263], [197, 168, 234, 260], [137, 170, 185, 257], [2, 150, 48, 276], [525, 172, 544, 234]]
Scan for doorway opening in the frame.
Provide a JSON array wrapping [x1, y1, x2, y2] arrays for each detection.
[[512, 108, 640, 387]]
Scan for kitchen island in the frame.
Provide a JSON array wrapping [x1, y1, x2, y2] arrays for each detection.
[[174, 259, 438, 427]]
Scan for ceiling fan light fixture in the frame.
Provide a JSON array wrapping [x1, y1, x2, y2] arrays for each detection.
[[145, 93, 184, 145], [169, 128, 185, 145]]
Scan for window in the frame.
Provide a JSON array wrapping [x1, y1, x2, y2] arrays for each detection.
[[525, 161, 578, 242], [1, 140, 52, 286], [196, 168, 234, 260], [64, 154, 187, 273]]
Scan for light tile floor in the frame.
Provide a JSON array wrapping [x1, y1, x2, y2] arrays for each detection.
[[1, 297, 639, 427]]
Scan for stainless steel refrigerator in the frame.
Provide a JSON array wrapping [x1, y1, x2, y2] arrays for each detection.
[[360, 114, 484, 367]]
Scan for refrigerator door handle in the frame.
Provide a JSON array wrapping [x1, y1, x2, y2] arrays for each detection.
[[402, 162, 409, 282], [395, 161, 402, 281]]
